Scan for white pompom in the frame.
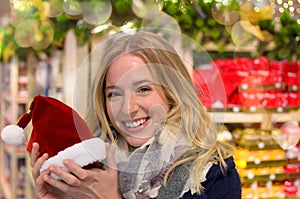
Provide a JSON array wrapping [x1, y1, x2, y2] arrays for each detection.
[[1, 125, 26, 145]]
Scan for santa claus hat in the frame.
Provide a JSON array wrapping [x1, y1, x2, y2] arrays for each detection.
[[1, 95, 106, 172]]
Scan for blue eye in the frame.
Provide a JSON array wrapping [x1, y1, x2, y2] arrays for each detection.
[[107, 92, 122, 98]]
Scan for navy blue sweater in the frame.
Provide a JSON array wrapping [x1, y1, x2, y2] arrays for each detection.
[[182, 157, 242, 199]]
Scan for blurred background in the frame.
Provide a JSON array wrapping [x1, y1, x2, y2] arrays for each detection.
[[0, 0, 299, 198]]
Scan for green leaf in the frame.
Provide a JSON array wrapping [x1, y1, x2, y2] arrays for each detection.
[[195, 18, 204, 28], [165, 3, 178, 16], [180, 13, 193, 29], [259, 19, 274, 33], [113, 0, 131, 14], [210, 28, 220, 40], [207, 18, 216, 27]]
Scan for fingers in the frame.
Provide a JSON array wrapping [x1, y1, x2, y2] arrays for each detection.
[[43, 170, 76, 193], [30, 142, 49, 180], [30, 142, 40, 167], [36, 170, 70, 196], [49, 162, 82, 186], [32, 153, 49, 180], [61, 142, 117, 180], [34, 170, 51, 196]]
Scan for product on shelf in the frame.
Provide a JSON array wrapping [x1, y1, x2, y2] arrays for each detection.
[[231, 126, 290, 198], [242, 183, 285, 199], [193, 56, 300, 112]]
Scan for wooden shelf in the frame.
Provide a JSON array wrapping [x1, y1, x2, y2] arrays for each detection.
[[210, 111, 300, 130], [0, 57, 29, 199], [211, 112, 265, 123], [3, 144, 26, 158], [211, 110, 300, 198], [0, 175, 12, 199], [2, 94, 28, 104], [271, 111, 300, 123], [210, 111, 300, 124]]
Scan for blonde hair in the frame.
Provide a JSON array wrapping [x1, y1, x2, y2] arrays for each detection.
[[87, 31, 235, 193]]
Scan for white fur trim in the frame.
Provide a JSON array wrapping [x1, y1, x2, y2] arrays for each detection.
[[40, 138, 106, 179], [1, 125, 26, 145]]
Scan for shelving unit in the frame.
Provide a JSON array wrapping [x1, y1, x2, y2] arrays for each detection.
[[211, 111, 300, 130], [210, 110, 300, 199], [0, 57, 29, 199]]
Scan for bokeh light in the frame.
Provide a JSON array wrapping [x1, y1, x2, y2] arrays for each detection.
[[10, 0, 32, 12], [63, 0, 82, 16], [14, 18, 54, 51], [142, 12, 181, 34], [132, 0, 163, 19], [231, 21, 257, 48], [30, 19, 54, 51], [14, 19, 34, 48], [211, 2, 239, 26], [46, 0, 64, 17], [81, 0, 112, 25], [270, 0, 300, 23]]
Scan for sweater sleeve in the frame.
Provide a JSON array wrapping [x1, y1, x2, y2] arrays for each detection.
[[181, 157, 242, 199]]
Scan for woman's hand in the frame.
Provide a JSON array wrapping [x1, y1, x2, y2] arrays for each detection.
[[30, 142, 46, 180], [35, 143, 122, 199], [30, 142, 69, 198]]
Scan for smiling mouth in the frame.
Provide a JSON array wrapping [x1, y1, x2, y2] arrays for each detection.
[[124, 117, 149, 128]]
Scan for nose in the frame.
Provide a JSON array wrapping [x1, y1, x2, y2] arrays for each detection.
[[122, 93, 138, 117]]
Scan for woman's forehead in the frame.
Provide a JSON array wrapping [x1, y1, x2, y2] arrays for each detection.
[[106, 54, 154, 87]]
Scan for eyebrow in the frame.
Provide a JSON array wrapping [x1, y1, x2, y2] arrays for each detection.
[[132, 79, 153, 87], [105, 79, 154, 91]]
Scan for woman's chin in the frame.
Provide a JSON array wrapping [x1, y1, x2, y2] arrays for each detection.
[[126, 136, 152, 148]]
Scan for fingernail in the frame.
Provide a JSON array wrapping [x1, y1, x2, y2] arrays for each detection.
[[44, 175, 50, 182], [48, 167, 54, 172], [64, 159, 71, 164]]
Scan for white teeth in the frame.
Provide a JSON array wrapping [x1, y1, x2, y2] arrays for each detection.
[[125, 118, 146, 128]]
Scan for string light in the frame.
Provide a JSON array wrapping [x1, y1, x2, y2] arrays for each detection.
[[242, 0, 299, 24], [270, 0, 300, 23]]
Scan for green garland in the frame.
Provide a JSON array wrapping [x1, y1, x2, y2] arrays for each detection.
[[0, 0, 299, 63]]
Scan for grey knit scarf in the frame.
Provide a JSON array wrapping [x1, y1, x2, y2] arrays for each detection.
[[116, 126, 191, 199]]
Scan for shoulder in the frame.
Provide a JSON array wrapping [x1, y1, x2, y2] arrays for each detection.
[[182, 157, 242, 199]]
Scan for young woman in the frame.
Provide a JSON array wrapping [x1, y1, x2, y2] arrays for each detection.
[[30, 30, 241, 199]]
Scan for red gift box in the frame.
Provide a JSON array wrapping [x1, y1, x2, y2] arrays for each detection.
[[287, 91, 300, 108]]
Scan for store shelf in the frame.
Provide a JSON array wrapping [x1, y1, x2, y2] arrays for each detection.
[[271, 111, 300, 123], [0, 57, 29, 199], [239, 159, 288, 169], [210, 111, 300, 124], [212, 109, 300, 199], [2, 95, 28, 105], [3, 144, 26, 158], [0, 175, 12, 199], [211, 112, 265, 123], [0, 142, 27, 199]]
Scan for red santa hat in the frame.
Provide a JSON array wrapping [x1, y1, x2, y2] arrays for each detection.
[[1, 95, 106, 177]]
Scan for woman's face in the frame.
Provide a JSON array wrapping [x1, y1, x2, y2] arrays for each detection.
[[105, 54, 169, 147]]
